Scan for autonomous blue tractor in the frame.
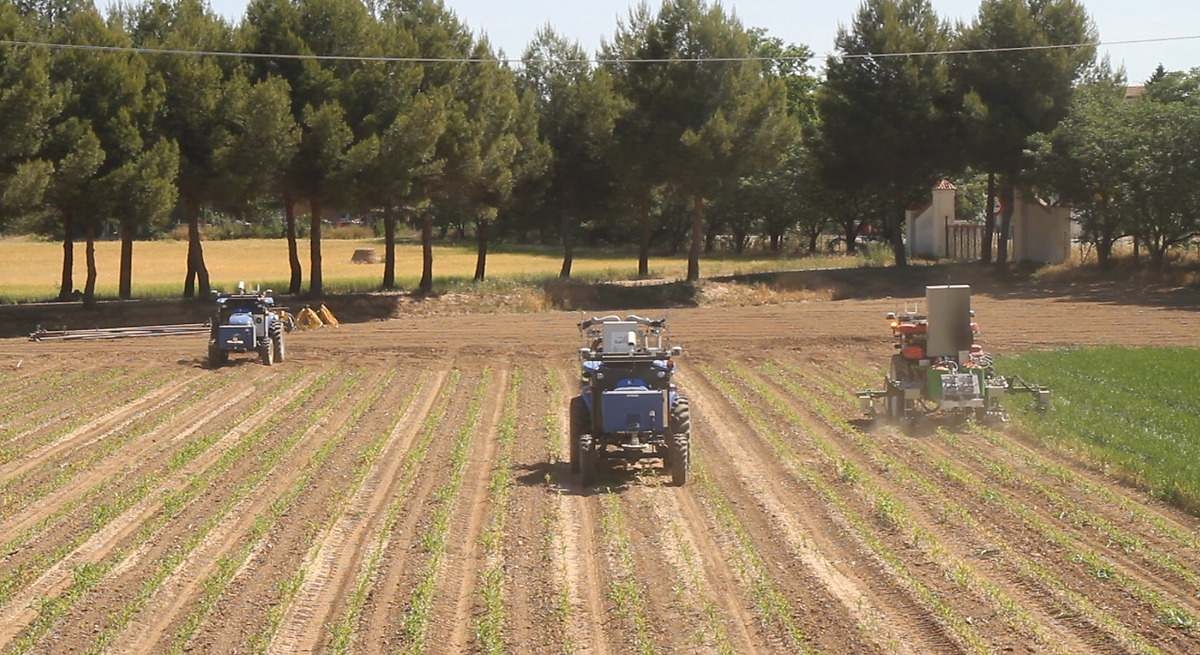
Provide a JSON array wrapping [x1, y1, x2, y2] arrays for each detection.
[[207, 283, 286, 368], [570, 315, 689, 486]]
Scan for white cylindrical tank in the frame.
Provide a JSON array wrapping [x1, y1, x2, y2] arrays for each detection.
[[926, 285, 972, 358]]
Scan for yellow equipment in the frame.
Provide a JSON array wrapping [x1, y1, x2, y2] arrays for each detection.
[[293, 305, 339, 331]]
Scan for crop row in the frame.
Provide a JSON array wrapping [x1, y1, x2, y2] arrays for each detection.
[[394, 370, 491, 655], [2, 370, 348, 655], [0, 370, 311, 613], [782, 362, 1172, 654], [159, 371, 398, 654], [328, 370, 463, 654], [475, 370, 523, 654]]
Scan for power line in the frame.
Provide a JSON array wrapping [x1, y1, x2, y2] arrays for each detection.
[[0, 33, 1197, 64]]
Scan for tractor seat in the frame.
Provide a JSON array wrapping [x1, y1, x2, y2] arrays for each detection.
[[227, 312, 254, 326]]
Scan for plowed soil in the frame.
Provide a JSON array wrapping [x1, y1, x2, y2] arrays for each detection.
[[0, 290, 1198, 654]]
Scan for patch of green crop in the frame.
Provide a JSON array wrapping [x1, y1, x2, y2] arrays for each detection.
[[1001, 347, 1200, 514]]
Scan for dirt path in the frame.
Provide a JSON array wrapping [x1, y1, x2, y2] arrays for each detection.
[[2, 292, 1198, 654]]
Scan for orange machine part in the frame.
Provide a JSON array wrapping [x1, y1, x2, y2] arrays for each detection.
[[901, 345, 926, 360]]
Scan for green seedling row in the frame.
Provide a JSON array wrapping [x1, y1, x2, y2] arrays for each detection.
[[782, 363, 1168, 654], [598, 493, 658, 655], [163, 371, 396, 654], [475, 370, 523, 655], [245, 370, 419, 654], [395, 371, 491, 655], [0, 371, 310, 610], [1, 370, 345, 655], [328, 370, 462, 655], [699, 363, 991, 655]]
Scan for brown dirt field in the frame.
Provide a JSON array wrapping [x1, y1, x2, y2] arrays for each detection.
[[0, 287, 1198, 654]]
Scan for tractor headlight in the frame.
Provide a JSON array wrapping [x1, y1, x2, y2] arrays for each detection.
[[595, 372, 604, 380], [656, 371, 666, 379]]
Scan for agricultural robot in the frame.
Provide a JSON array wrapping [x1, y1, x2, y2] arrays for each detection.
[[570, 315, 690, 486], [856, 285, 1050, 422], [207, 283, 286, 368]]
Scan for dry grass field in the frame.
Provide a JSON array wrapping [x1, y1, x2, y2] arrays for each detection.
[[0, 237, 873, 302]]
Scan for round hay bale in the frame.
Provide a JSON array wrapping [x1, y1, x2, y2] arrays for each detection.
[[351, 248, 378, 264]]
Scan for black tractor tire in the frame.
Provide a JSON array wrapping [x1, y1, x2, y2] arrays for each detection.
[[569, 396, 588, 474], [260, 337, 275, 366], [578, 434, 596, 487], [669, 398, 691, 486], [207, 341, 226, 369], [271, 324, 286, 363]]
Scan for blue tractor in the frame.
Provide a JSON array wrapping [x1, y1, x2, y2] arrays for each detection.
[[570, 315, 689, 486], [207, 284, 286, 368]]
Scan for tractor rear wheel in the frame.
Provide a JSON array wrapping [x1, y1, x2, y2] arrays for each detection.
[[260, 338, 275, 366], [669, 398, 691, 486], [271, 324, 286, 363], [569, 397, 588, 474], [578, 434, 596, 487], [207, 342, 226, 369]]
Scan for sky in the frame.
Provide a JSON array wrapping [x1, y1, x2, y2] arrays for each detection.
[[200, 0, 1200, 82]]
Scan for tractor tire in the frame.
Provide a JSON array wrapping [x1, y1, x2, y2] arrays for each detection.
[[669, 398, 691, 486], [260, 338, 275, 366], [569, 397, 588, 474], [578, 434, 596, 487], [207, 341, 226, 369], [271, 324, 286, 363]]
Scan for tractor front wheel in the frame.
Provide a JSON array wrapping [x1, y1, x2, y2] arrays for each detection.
[[578, 434, 596, 487], [569, 397, 588, 474]]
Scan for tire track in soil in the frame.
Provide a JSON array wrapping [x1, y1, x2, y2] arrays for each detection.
[[99, 370, 389, 654], [261, 368, 448, 655], [551, 367, 614, 655], [0, 370, 254, 527], [841, 356, 1200, 555], [0, 364, 162, 457], [0, 371, 196, 482], [800, 360, 1200, 647], [677, 364, 958, 655], [0, 370, 333, 651], [663, 487, 764, 654], [0, 372, 314, 622], [356, 370, 485, 653], [156, 369, 417, 654], [497, 364, 559, 654], [625, 481, 756, 654], [763, 358, 1147, 654], [437, 367, 513, 652]]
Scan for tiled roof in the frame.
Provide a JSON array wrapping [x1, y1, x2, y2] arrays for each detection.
[[934, 179, 957, 190]]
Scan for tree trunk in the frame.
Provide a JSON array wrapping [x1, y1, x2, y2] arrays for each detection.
[[889, 205, 908, 268], [119, 221, 134, 299], [309, 196, 323, 296], [1132, 234, 1141, 266], [982, 171, 996, 264], [58, 211, 74, 301], [1099, 236, 1113, 268], [687, 196, 704, 282], [704, 226, 717, 254], [419, 213, 434, 294], [842, 218, 860, 255], [807, 229, 820, 254], [183, 196, 210, 299], [382, 208, 397, 290], [284, 194, 302, 295], [473, 219, 488, 282], [559, 213, 574, 279], [83, 220, 97, 305], [638, 191, 651, 277], [996, 176, 1015, 267]]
